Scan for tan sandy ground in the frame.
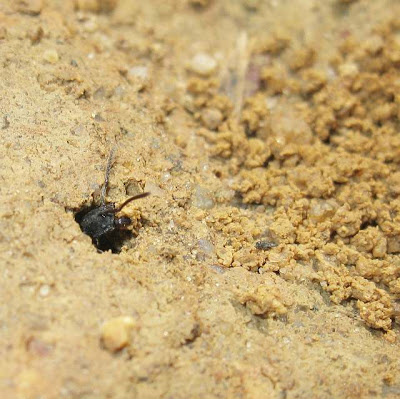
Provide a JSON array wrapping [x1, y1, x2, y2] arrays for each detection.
[[1, 0, 400, 398]]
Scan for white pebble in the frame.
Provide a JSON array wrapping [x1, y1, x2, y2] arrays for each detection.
[[39, 284, 50, 297], [43, 49, 59, 64], [193, 185, 214, 209], [83, 18, 98, 33], [190, 53, 217, 76], [198, 239, 214, 254], [128, 66, 148, 80], [100, 316, 135, 353], [168, 219, 175, 231], [201, 108, 223, 130], [161, 172, 171, 182]]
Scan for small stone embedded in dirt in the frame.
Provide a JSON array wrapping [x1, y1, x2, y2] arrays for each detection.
[[127, 66, 149, 90], [201, 107, 223, 130], [189, 53, 217, 76], [198, 238, 215, 255], [192, 185, 214, 209], [38, 284, 50, 297], [26, 337, 53, 357], [255, 240, 278, 250], [100, 316, 136, 353], [43, 49, 59, 64], [83, 18, 99, 33], [128, 66, 148, 80]]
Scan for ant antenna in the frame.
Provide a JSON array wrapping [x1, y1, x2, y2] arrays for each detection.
[[100, 147, 116, 205], [113, 192, 150, 213]]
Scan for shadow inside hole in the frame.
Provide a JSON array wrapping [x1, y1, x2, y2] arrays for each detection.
[[74, 205, 134, 254]]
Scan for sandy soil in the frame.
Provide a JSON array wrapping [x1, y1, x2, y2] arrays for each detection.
[[1, 0, 400, 398]]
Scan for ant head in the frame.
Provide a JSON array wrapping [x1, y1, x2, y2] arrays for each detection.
[[112, 192, 150, 230], [114, 216, 132, 229]]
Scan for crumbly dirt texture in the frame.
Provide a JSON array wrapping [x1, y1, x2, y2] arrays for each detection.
[[1, 0, 400, 398]]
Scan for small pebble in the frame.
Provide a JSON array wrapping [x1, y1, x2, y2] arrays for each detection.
[[71, 124, 84, 135], [93, 86, 106, 100], [43, 49, 59, 64], [201, 108, 223, 130], [255, 240, 278, 250], [128, 66, 148, 80], [114, 85, 125, 98], [168, 219, 175, 231], [209, 264, 225, 274], [100, 316, 135, 353], [161, 172, 171, 182], [198, 239, 215, 255], [193, 185, 214, 209], [26, 337, 52, 356], [265, 96, 278, 110], [92, 112, 104, 121], [127, 66, 149, 90], [39, 284, 50, 297], [83, 18, 98, 33], [189, 53, 217, 76]]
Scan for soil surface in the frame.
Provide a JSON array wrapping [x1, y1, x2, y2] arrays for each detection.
[[1, 0, 400, 398]]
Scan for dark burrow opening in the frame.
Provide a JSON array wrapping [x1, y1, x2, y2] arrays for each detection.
[[74, 205, 134, 254]]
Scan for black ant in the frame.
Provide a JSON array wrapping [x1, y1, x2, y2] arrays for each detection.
[[75, 149, 150, 252]]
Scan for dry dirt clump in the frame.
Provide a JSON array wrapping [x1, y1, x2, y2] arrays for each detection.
[[189, 20, 400, 333], [1, 0, 400, 398]]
